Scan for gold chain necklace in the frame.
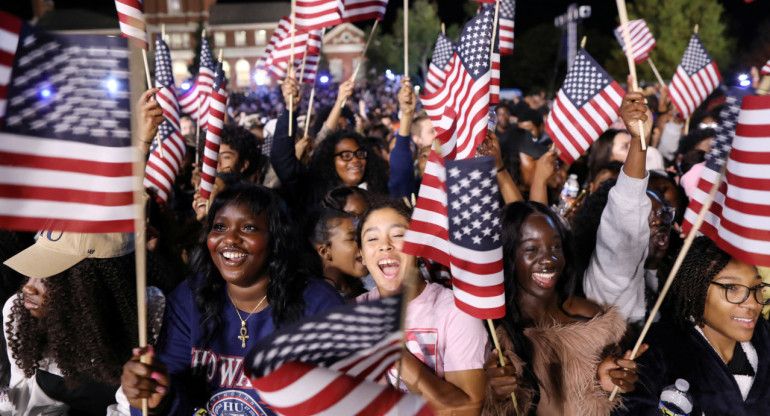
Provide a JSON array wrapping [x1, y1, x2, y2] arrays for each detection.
[[229, 294, 267, 348]]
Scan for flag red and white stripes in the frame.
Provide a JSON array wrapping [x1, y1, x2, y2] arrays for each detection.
[[498, 0, 515, 56], [258, 17, 292, 69], [421, 6, 496, 160], [761, 59, 770, 76], [0, 12, 135, 233], [178, 37, 215, 129], [295, 0, 342, 30], [668, 34, 721, 120], [425, 33, 455, 95], [251, 362, 433, 416], [545, 48, 624, 164], [339, 0, 389, 23], [264, 28, 322, 66], [114, 0, 148, 50], [268, 55, 320, 83], [683, 93, 770, 267], [613, 19, 656, 64], [199, 66, 226, 202]]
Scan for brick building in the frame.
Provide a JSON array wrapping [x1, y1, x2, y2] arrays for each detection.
[[322, 23, 365, 82]]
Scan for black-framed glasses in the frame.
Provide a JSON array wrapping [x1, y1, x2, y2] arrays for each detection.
[[710, 281, 770, 305], [334, 149, 367, 161], [648, 205, 676, 225]]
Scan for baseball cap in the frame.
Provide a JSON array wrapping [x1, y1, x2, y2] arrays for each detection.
[[4, 231, 135, 278]]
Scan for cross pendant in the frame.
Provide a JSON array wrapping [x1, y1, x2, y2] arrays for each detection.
[[239, 325, 249, 348]]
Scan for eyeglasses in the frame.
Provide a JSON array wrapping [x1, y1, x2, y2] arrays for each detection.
[[648, 205, 676, 225], [710, 281, 770, 305], [334, 149, 367, 161]]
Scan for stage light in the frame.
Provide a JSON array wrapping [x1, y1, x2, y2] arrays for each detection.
[[385, 69, 395, 81], [40, 88, 51, 98], [320, 75, 330, 84], [181, 82, 191, 91], [254, 70, 268, 86], [738, 73, 751, 88]]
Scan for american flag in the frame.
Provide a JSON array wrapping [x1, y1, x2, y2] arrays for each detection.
[[403, 110, 506, 319], [338, 0, 389, 23], [683, 91, 770, 267], [199, 64, 226, 202], [178, 36, 215, 130], [0, 12, 135, 233], [144, 35, 186, 202], [544, 48, 624, 164], [613, 19, 656, 64], [425, 33, 455, 94], [668, 34, 722, 120], [114, 0, 148, 50], [421, 6, 496, 160], [268, 55, 320, 83], [295, 0, 342, 30], [498, 0, 515, 55], [258, 17, 292, 69], [488, 4, 501, 105], [245, 296, 433, 415], [264, 27, 323, 67], [761, 59, 770, 76]]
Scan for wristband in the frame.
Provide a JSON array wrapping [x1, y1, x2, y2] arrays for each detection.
[[497, 166, 505, 173]]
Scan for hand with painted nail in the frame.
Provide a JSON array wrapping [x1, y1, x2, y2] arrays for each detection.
[[121, 345, 170, 410], [597, 344, 649, 393]]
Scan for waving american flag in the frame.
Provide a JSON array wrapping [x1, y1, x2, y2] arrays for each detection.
[[0, 12, 135, 233], [544, 48, 624, 164], [114, 0, 148, 50], [668, 34, 722, 120], [199, 65, 226, 202], [178, 36, 215, 130], [613, 19, 656, 64], [425, 33, 455, 94]]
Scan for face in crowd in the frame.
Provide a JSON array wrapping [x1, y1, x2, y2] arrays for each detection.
[[334, 138, 367, 187], [513, 213, 566, 298], [359, 206, 416, 297]]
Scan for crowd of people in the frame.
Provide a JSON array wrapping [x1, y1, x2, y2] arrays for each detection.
[[1, 62, 769, 416]]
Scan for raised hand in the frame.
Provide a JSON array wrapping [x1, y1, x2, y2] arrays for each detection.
[[597, 343, 650, 394], [120, 345, 170, 410]]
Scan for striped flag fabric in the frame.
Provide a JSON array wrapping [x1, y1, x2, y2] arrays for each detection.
[[295, 0, 342, 30], [0, 12, 135, 233], [403, 109, 506, 319], [199, 65, 226, 202], [420, 6, 496, 160], [144, 35, 186, 202], [264, 28, 322, 67], [683, 91, 770, 267], [761, 59, 770, 76], [613, 19, 656, 64], [498, 0, 515, 55], [245, 296, 433, 415], [177, 36, 215, 129], [114, 0, 149, 50], [338, 0, 389, 23], [257, 17, 292, 69], [425, 33, 455, 94], [668, 34, 722, 120], [268, 55, 320, 83], [544, 48, 624, 164]]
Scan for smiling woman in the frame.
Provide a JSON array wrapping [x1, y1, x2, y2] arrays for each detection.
[[118, 184, 344, 415], [619, 236, 770, 415]]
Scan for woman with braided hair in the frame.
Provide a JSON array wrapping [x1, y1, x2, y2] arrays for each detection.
[[620, 236, 770, 415]]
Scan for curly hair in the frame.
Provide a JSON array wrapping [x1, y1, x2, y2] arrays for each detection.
[[355, 195, 413, 246], [308, 130, 389, 197], [189, 184, 308, 346], [497, 201, 579, 414], [219, 122, 265, 179], [6, 255, 138, 386], [668, 236, 732, 328]]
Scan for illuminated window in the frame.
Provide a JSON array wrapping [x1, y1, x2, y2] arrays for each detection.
[[172, 61, 189, 85], [214, 32, 226, 47], [255, 30, 267, 45], [221, 60, 231, 80], [167, 0, 181, 13], [235, 31, 247, 46], [235, 59, 251, 88], [171, 33, 182, 48]]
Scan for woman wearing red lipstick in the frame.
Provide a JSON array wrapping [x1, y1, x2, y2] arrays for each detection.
[[356, 198, 489, 415], [484, 201, 645, 415], [620, 236, 770, 415]]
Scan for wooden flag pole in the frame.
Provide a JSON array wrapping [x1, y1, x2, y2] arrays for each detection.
[[489, 0, 501, 64], [647, 58, 666, 88], [304, 27, 326, 138], [340, 20, 379, 109], [404, 0, 409, 77], [486, 319, 521, 416], [608, 163, 727, 402], [129, 44, 151, 416], [289, 0, 296, 138], [441, 22, 445, 36], [298, 45, 309, 86], [616, 0, 647, 151]]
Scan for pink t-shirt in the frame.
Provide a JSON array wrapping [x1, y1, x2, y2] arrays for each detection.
[[357, 282, 488, 386]]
